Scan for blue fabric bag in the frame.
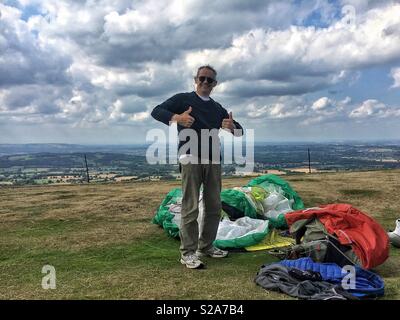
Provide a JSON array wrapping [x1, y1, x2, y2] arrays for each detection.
[[278, 257, 384, 298]]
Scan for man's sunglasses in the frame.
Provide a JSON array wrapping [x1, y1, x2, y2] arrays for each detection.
[[197, 76, 216, 84]]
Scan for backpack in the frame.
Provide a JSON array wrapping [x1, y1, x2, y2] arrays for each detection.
[[269, 218, 360, 267]]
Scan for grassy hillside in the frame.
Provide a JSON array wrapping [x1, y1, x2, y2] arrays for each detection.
[[0, 170, 399, 299]]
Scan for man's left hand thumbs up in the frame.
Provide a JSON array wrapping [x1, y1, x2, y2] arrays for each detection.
[[222, 111, 235, 132]]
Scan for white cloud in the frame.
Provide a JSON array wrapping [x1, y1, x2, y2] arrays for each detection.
[[185, 3, 400, 97], [130, 111, 150, 122], [349, 99, 400, 118], [1, 0, 400, 142], [107, 96, 149, 123], [301, 96, 350, 125], [312, 97, 334, 110], [0, 3, 71, 87], [237, 95, 306, 120], [391, 67, 400, 88], [241, 95, 399, 126]]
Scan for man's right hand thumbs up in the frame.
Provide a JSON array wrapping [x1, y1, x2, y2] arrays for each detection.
[[171, 106, 195, 127], [184, 106, 192, 115]]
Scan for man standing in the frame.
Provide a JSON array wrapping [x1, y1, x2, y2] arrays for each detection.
[[151, 65, 243, 269]]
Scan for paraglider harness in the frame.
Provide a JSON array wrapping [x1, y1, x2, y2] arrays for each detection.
[[268, 218, 359, 267]]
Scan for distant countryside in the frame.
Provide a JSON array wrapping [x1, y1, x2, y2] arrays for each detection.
[[0, 142, 399, 186]]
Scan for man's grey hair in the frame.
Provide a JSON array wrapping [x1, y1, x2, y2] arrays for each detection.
[[196, 65, 217, 79]]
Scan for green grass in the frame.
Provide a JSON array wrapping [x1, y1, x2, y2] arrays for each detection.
[[0, 170, 399, 299], [339, 189, 382, 197]]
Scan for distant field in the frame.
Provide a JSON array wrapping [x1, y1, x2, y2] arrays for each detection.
[[0, 169, 399, 299]]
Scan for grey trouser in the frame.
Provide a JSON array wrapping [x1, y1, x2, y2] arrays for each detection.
[[180, 163, 222, 256]]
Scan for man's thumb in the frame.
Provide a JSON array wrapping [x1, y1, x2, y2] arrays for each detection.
[[229, 111, 233, 120], [185, 106, 192, 114]]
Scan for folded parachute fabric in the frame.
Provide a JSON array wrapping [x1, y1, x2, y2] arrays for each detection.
[[221, 186, 293, 228], [246, 174, 305, 228], [214, 217, 269, 249], [233, 187, 266, 215], [277, 257, 385, 299], [152, 174, 305, 249], [220, 188, 259, 219], [220, 175, 305, 229], [152, 188, 182, 238], [221, 202, 246, 220], [246, 174, 305, 211], [152, 188, 271, 249], [245, 229, 295, 252], [285, 204, 390, 269]]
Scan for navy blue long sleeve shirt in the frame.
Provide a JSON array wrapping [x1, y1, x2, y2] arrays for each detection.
[[151, 91, 243, 162]]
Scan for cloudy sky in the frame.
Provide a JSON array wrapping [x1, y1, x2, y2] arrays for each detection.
[[1, 0, 400, 144]]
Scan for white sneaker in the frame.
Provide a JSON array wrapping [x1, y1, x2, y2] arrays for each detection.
[[394, 219, 400, 235], [388, 219, 400, 248], [196, 247, 228, 258], [180, 254, 205, 269]]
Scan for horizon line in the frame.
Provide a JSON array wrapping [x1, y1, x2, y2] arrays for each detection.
[[1, 139, 400, 146]]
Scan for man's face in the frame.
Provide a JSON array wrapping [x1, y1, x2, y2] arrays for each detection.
[[195, 68, 217, 96]]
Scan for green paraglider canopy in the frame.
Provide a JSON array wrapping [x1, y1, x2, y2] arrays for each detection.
[[152, 174, 304, 247], [152, 188, 181, 238], [220, 189, 259, 219], [246, 174, 304, 210]]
